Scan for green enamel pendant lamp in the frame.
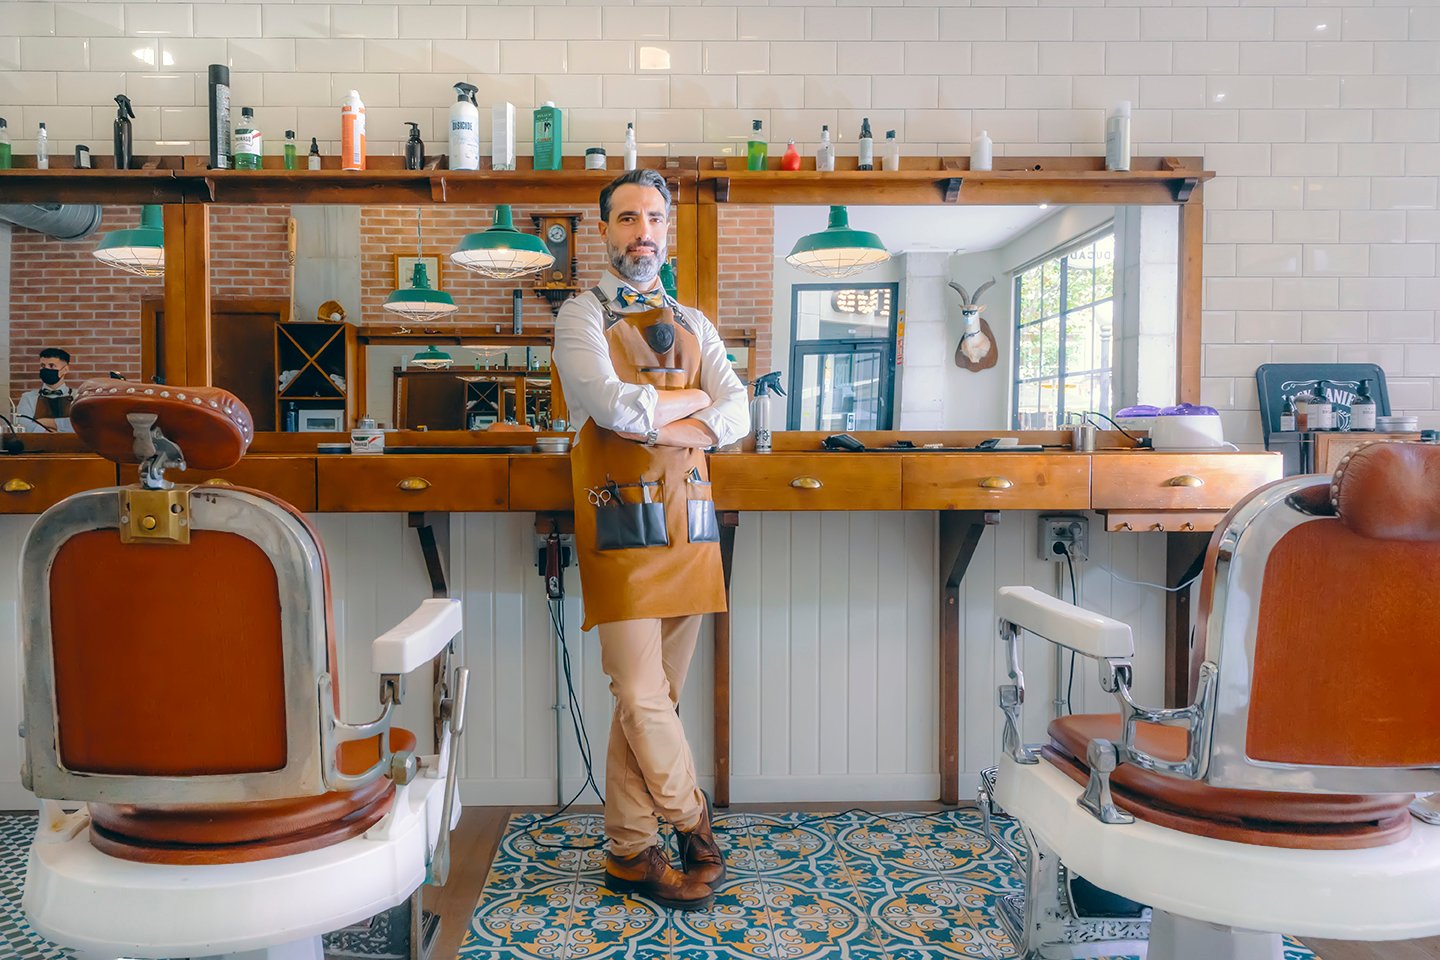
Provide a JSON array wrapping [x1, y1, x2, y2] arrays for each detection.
[[450, 205, 555, 279], [410, 345, 453, 369], [93, 204, 165, 278], [786, 205, 890, 279], [384, 209, 459, 323]]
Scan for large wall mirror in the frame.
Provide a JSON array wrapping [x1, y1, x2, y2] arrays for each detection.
[[1, 204, 158, 432], [717, 202, 1180, 433]]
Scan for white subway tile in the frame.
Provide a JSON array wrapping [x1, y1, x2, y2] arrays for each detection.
[[1105, 42, 1171, 75], [1172, 42, 1239, 76], [1336, 143, 1403, 177], [397, 74, 456, 110], [603, 74, 669, 111], [194, 3, 258, 39], [1373, 177, 1439, 210], [904, 108, 972, 144], [20, 38, 87, 71], [802, 75, 870, 109], [770, 109, 838, 144], [1272, 76, 1338, 109], [1307, 41, 1373, 76], [1336, 76, 1407, 110], [263, 5, 330, 40], [1340, 210, 1406, 244], [937, 8, 1004, 42], [669, 75, 736, 110], [1339, 277, 1405, 311], [1141, 76, 1206, 109], [1170, 108, 1238, 142], [560, 107, 633, 148], [1304, 177, 1371, 210], [702, 109, 765, 145], [1204, 343, 1273, 377], [1200, 143, 1268, 176], [1304, 243, 1370, 276], [937, 76, 1006, 111], [1201, 313, 1236, 346], [672, 7, 735, 42], [970, 108, 1037, 143], [330, 72, 394, 106], [1306, 109, 1372, 143], [1007, 8, 1071, 41], [1039, 42, 1104, 75], [20, 104, 90, 139], [702, 41, 767, 76], [973, 42, 1035, 75], [1206, 242, 1237, 277], [1414, 7, 1440, 42], [1243, 110, 1308, 146], [639, 42, 700, 74], [470, 8, 532, 41], [533, 74, 602, 110], [89, 104, 156, 143], [1274, 8, 1334, 42], [597, 8, 665, 42], [1036, 108, 1102, 143], [126, 4, 190, 37], [1206, 8, 1272, 42], [1413, 77, 1440, 110], [431, 39, 499, 76], [1143, 8, 1206, 41], [1387, 378, 1435, 410], [873, 75, 938, 110], [89, 37, 153, 71], [906, 41, 974, 75], [1071, 76, 1139, 110], [224, 37, 292, 72], [1274, 210, 1338, 244], [1233, 310, 1301, 342], [161, 37, 228, 70], [125, 71, 194, 106], [1271, 344, 1338, 365], [332, 5, 397, 40], [838, 108, 904, 142], [260, 72, 330, 107], [1343, 345, 1406, 375], [802, 8, 870, 42], [1375, 109, 1440, 144], [1372, 41, 1439, 76], [55, 4, 123, 37], [835, 41, 905, 76], [1238, 177, 1304, 210], [1370, 243, 1436, 277], [1408, 279, 1440, 311], [738, 75, 804, 111], [364, 39, 430, 74], [1074, 9, 1139, 42], [1342, 8, 1409, 42], [738, 8, 802, 41], [1240, 42, 1306, 75], [1275, 280, 1340, 310], [1402, 346, 1440, 378], [294, 39, 363, 72], [634, 108, 701, 144], [1272, 142, 1336, 175], [473, 74, 534, 110], [13, 2, 57, 37], [1006, 76, 1071, 110], [1370, 313, 1434, 343], [1235, 244, 1301, 278], [1406, 143, 1440, 177], [1208, 211, 1272, 244], [1206, 277, 1273, 311], [1408, 211, 1440, 243], [497, 39, 565, 74], [399, 6, 463, 40]]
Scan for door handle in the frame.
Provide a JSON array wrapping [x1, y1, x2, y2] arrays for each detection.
[[790, 477, 823, 489], [1166, 475, 1204, 487], [979, 477, 1013, 490], [2, 478, 33, 493], [398, 477, 431, 492]]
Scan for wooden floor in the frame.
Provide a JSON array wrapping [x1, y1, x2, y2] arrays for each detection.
[[431, 804, 1440, 960]]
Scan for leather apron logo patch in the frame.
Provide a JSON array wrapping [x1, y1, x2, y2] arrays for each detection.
[[644, 321, 676, 354]]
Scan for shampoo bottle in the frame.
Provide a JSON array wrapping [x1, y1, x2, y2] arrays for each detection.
[[857, 117, 873, 170], [882, 129, 899, 171], [340, 89, 366, 171], [233, 107, 262, 169], [1350, 379, 1376, 431], [308, 136, 321, 170], [0, 119, 10, 170], [816, 125, 834, 172], [283, 129, 296, 169], [972, 129, 993, 171], [747, 119, 767, 171], [624, 121, 637, 171], [533, 101, 563, 171], [113, 94, 135, 170], [36, 122, 48, 169], [1105, 101, 1131, 172], [404, 122, 425, 170], [781, 139, 801, 171], [208, 63, 231, 170], [448, 81, 479, 170]]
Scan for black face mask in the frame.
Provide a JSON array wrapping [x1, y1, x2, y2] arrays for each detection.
[[39, 368, 61, 386]]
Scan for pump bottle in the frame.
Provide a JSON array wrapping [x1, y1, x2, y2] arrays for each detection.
[[448, 81, 479, 170], [405, 122, 425, 170], [1350, 379, 1376, 431], [857, 118, 874, 170], [750, 371, 786, 454], [113, 94, 135, 170]]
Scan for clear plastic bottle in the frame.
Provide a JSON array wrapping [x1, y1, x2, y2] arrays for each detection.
[[816, 124, 834, 172], [882, 129, 899, 171], [747, 119, 767, 171], [283, 129, 297, 170], [857, 117, 874, 170], [972, 129, 993, 171], [35, 122, 48, 169], [624, 121, 637, 171]]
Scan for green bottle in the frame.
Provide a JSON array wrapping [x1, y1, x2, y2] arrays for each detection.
[[283, 129, 297, 170], [659, 258, 678, 298], [0, 118, 11, 170], [533, 101, 563, 171], [747, 119, 767, 171], [233, 107, 261, 170]]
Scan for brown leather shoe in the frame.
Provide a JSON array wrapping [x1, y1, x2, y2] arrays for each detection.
[[676, 790, 727, 887], [605, 844, 715, 911]]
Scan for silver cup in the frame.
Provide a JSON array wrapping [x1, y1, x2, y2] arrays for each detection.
[[1072, 422, 1096, 452]]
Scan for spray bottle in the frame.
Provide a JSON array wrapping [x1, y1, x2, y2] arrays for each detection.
[[340, 89, 365, 171], [749, 371, 786, 454], [113, 94, 135, 170], [448, 81, 479, 170], [308, 136, 321, 170]]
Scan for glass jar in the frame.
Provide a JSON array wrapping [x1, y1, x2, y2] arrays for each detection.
[[585, 147, 607, 170]]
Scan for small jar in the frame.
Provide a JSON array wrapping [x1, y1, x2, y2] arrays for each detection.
[[585, 147, 607, 171]]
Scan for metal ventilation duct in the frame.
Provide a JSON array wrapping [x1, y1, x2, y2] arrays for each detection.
[[0, 204, 104, 241]]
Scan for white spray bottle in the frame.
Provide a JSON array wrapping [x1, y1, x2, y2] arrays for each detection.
[[449, 81, 479, 171], [749, 371, 786, 454]]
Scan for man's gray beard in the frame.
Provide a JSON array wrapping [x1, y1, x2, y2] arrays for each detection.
[[609, 243, 665, 284]]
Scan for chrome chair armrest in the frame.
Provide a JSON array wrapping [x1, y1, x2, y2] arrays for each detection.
[[1108, 661, 1216, 782], [427, 664, 469, 887]]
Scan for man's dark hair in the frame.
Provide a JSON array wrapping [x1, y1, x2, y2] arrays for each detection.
[[39, 348, 71, 364], [598, 169, 671, 224]]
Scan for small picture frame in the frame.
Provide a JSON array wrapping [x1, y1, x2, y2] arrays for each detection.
[[394, 254, 444, 291]]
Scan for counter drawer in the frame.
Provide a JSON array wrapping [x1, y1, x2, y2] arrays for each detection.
[[709, 454, 900, 511], [510, 455, 574, 511], [175, 456, 317, 512], [0, 457, 117, 514], [1091, 454, 1282, 511], [316, 455, 509, 512], [901, 455, 1090, 511]]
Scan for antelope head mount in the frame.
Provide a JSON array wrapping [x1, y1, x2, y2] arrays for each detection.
[[949, 277, 997, 371]]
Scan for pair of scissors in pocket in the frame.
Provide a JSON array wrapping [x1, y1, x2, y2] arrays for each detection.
[[586, 486, 613, 506]]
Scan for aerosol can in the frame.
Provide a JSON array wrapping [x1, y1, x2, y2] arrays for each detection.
[[749, 371, 785, 454]]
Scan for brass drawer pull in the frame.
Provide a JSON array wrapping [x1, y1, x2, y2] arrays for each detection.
[[790, 477, 823, 490], [203, 478, 234, 486], [398, 477, 431, 492], [1167, 475, 1205, 487], [3, 478, 34, 493], [979, 476, 1014, 490]]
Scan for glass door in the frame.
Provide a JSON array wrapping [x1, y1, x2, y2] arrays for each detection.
[[790, 341, 892, 432]]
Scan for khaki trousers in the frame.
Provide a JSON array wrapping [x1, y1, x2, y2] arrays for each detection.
[[597, 615, 706, 857]]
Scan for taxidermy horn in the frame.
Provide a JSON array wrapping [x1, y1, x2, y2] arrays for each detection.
[[950, 276, 999, 372]]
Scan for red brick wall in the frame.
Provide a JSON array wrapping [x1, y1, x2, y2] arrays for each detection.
[[717, 206, 775, 377], [8, 206, 159, 400], [210, 205, 291, 299]]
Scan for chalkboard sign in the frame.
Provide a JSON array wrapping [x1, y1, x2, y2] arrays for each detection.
[[1255, 363, 1390, 440]]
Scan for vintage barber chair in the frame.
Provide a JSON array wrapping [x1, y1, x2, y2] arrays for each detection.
[[983, 441, 1440, 959], [19, 381, 469, 960]]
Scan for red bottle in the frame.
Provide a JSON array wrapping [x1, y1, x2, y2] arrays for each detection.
[[780, 140, 801, 171]]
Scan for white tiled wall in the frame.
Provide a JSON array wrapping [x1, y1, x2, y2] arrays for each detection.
[[1, 0, 1438, 434]]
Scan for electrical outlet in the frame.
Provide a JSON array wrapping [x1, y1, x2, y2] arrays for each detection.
[[1039, 514, 1089, 562]]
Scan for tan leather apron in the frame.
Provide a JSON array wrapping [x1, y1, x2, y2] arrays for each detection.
[[569, 290, 727, 631], [35, 392, 73, 420]]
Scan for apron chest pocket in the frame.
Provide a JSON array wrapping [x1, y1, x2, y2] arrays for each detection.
[[686, 471, 720, 543], [593, 481, 669, 551]]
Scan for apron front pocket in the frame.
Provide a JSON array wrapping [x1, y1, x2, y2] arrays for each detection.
[[592, 480, 669, 550], [685, 470, 719, 543]]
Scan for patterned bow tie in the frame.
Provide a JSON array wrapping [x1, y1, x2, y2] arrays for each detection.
[[614, 286, 666, 310]]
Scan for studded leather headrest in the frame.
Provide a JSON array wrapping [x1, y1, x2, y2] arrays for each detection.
[[1332, 441, 1440, 542], [70, 380, 254, 471]]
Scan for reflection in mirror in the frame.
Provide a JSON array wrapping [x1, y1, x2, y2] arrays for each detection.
[[203, 203, 678, 433], [1, 204, 154, 433], [726, 203, 1179, 431]]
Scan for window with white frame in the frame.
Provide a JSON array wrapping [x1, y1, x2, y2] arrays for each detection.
[[1012, 230, 1116, 430]]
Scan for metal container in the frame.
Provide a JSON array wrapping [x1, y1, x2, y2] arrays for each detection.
[[1376, 415, 1419, 432], [534, 436, 571, 454], [1071, 422, 1096, 452]]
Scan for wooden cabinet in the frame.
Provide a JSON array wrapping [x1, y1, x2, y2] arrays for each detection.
[[315, 455, 508, 512], [1091, 453, 1282, 511], [276, 322, 358, 433], [0, 457, 117, 514], [901, 454, 1090, 511], [709, 454, 901, 511], [509, 455, 573, 511], [172, 456, 318, 512]]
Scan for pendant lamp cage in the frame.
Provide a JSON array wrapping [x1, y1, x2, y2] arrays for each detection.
[[785, 205, 891, 280], [93, 204, 166, 278], [384, 208, 459, 323], [450, 205, 555, 279]]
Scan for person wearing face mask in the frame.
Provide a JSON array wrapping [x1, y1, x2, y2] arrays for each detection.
[[552, 169, 748, 912], [16, 348, 76, 433]]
